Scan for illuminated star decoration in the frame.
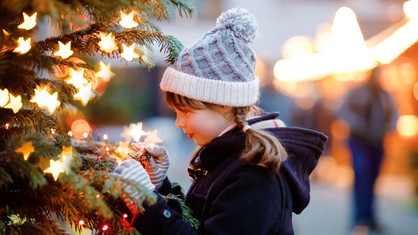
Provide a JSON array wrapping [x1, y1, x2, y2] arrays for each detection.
[[14, 37, 31, 54], [141, 45, 153, 65], [5, 93, 22, 113], [54, 41, 73, 59], [144, 130, 163, 150], [18, 12, 37, 30], [2, 29, 10, 37], [66, 68, 88, 88], [96, 61, 115, 82], [0, 88, 9, 107], [125, 122, 147, 142], [116, 141, 131, 164], [119, 11, 139, 28], [30, 86, 61, 114], [44, 159, 65, 181], [15, 141, 34, 161], [121, 43, 139, 61], [60, 146, 73, 174], [98, 32, 118, 53], [73, 83, 95, 105]]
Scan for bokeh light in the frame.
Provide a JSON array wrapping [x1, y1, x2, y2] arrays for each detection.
[[71, 119, 92, 139], [404, 0, 418, 19], [397, 115, 418, 137], [281, 36, 315, 59]]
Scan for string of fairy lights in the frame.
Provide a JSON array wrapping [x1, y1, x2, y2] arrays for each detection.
[[1, 10, 149, 114], [2, 10, 164, 188]]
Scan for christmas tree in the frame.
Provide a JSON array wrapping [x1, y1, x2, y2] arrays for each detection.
[[0, 0, 193, 234]]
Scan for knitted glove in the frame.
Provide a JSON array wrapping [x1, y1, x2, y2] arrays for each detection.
[[131, 143, 169, 190], [111, 159, 155, 214]]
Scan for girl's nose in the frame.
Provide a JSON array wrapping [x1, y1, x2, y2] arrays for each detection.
[[175, 115, 185, 128]]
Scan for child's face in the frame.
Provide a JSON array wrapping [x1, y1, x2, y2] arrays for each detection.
[[174, 107, 233, 146]]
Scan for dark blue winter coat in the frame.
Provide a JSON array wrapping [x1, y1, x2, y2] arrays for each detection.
[[133, 113, 327, 235]]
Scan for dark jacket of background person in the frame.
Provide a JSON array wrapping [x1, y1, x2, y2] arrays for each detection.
[[133, 113, 327, 235], [339, 70, 398, 146]]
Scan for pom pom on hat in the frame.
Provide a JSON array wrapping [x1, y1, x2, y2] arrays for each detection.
[[160, 8, 260, 107], [216, 8, 258, 44]]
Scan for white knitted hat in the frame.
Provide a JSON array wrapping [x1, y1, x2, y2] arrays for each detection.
[[160, 8, 259, 107]]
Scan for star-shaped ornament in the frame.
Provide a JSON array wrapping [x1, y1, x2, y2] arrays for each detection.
[[15, 141, 34, 161], [18, 12, 37, 30], [0, 88, 9, 107], [121, 43, 139, 61], [119, 11, 139, 28], [30, 86, 61, 114], [96, 61, 115, 82], [66, 68, 88, 89], [140, 45, 153, 65], [98, 32, 118, 53], [116, 141, 131, 162], [54, 41, 73, 59], [44, 159, 65, 181], [73, 82, 95, 105], [5, 93, 22, 113], [60, 146, 73, 174], [125, 122, 147, 142], [14, 37, 31, 54], [144, 130, 163, 150], [2, 29, 10, 37]]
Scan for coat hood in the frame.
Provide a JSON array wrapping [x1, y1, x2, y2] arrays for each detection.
[[249, 113, 328, 214], [195, 113, 327, 215]]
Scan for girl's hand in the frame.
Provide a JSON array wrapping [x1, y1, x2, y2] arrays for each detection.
[[131, 143, 170, 190], [111, 159, 155, 214]]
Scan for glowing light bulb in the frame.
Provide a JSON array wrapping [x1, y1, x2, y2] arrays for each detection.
[[102, 225, 109, 231]]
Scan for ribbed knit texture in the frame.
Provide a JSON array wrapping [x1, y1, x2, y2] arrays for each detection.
[[113, 159, 155, 191], [160, 8, 260, 107], [132, 143, 169, 190]]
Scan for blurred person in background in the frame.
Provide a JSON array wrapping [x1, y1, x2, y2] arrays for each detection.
[[338, 66, 399, 232]]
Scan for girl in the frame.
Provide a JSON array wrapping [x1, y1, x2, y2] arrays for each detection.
[[113, 8, 327, 235]]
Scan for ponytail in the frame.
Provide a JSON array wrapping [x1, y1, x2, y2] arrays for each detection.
[[165, 92, 287, 172], [233, 107, 288, 173]]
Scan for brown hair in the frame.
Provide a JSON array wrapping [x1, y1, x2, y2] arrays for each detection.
[[165, 92, 288, 172]]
